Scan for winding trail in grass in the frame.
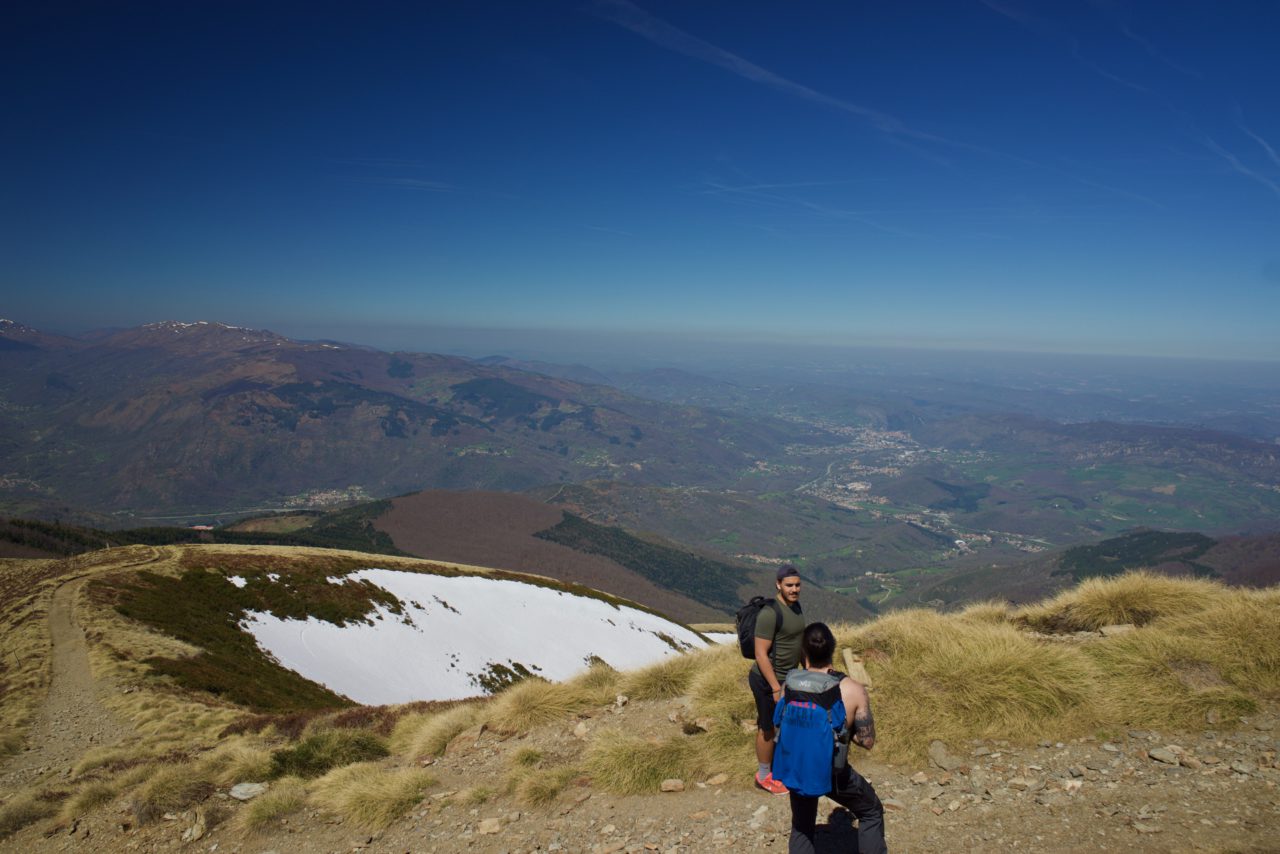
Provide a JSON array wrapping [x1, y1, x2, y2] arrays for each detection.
[[0, 549, 163, 790]]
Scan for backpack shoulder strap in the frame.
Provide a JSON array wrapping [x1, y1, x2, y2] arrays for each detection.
[[767, 599, 783, 665]]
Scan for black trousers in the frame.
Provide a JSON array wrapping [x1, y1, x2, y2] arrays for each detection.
[[788, 765, 887, 854]]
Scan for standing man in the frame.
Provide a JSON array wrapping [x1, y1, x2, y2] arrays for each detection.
[[749, 564, 807, 794]]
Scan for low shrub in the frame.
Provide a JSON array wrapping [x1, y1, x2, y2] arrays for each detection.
[[269, 729, 388, 779]]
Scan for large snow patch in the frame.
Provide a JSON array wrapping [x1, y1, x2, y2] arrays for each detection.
[[239, 568, 709, 704]]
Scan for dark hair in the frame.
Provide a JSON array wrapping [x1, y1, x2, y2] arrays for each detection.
[[776, 564, 800, 582], [801, 622, 836, 668]]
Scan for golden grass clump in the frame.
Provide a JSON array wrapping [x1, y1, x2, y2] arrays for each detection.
[[132, 762, 216, 817], [1016, 571, 1226, 632], [310, 762, 434, 830], [389, 703, 482, 759], [73, 742, 153, 777], [571, 660, 622, 699], [114, 763, 159, 791], [509, 764, 581, 806], [1085, 624, 1257, 729], [1163, 590, 1280, 697], [584, 729, 697, 795], [61, 781, 119, 820], [0, 792, 60, 839], [0, 561, 69, 757], [619, 653, 701, 700], [956, 599, 1012, 624], [512, 747, 544, 767], [483, 669, 616, 733], [200, 738, 276, 785], [1086, 589, 1280, 728], [841, 609, 1099, 762], [687, 644, 754, 723], [460, 786, 494, 805], [237, 776, 308, 832]]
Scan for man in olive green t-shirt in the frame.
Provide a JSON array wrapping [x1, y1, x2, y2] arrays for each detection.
[[748, 564, 805, 794]]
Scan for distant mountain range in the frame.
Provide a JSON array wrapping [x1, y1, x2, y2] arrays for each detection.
[[0, 320, 826, 523], [4, 318, 1278, 589]]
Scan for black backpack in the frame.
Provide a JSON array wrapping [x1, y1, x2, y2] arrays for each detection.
[[734, 596, 782, 659]]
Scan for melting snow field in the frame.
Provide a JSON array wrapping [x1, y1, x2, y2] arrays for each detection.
[[238, 568, 710, 704]]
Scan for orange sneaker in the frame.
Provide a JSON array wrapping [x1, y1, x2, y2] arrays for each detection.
[[754, 771, 789, 794]]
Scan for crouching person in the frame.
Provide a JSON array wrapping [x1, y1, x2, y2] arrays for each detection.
[[771, 622, 887, 854]]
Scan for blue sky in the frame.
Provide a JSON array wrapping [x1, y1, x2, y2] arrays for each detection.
[[3, 1, 1279, 360]]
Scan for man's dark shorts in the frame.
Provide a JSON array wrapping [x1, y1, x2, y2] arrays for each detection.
[[748, 668, 777, 731]]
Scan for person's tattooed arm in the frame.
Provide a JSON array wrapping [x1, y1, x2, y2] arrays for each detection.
[[852, 704, 876, 750]]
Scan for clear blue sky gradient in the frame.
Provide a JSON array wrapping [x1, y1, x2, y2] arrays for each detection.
[[3, 1, 1279, 359]]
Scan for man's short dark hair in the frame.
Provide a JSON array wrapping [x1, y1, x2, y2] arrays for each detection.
[[802, 622, 836, 668], [776, 564, 800, 582]]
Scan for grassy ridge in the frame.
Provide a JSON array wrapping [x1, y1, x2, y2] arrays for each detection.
[[91, 551, 415, 711], [534, 513, 748, 612], [0, 504, 404, 558]]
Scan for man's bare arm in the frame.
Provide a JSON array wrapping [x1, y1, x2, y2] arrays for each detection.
[[840, 677, 876, 750], [754, 637, 781, 694]]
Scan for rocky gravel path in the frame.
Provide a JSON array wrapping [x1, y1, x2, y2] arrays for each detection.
[[0, 554, 152, 791], [8, 699, 1276, 853]]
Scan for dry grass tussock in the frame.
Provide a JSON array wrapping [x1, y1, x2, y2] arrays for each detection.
[[0, 791, 61, 839], [1015, 570, 1226, 631], [687, 644, 755, 723], [389, 703, 482, 759], [619, 652, 701, 700], [840, 609, 1100, 762], [237, 776, 308, 832], [584, 721, 753, 796], [956, 599, 1012, 624], [820, 574, 1280, 761], [483, 664, 618, 733], [508, 763, 581, 806], [501, 745, 584, 806], [309, 762, 435, 829], [1085, 589, 1280, 730], [131, 761, 216, 819], [61, 780, 119, 821], [199, 736, 276, 785]]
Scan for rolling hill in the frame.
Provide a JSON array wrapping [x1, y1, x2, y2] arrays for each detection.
[[0, 320, 829, 523], [890, 528, 1280, 609]]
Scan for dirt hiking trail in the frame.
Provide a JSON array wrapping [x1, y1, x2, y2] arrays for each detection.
[[0, 549, 164, 790]]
